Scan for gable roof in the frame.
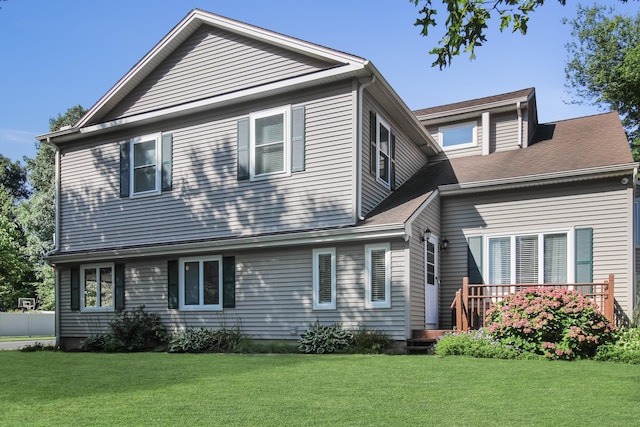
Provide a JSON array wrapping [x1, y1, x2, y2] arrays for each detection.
[[76, 8, 368, 128], [363, 111, 636, 226]]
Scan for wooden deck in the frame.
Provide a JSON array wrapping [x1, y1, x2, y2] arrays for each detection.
[[450, 274, 615, 331]]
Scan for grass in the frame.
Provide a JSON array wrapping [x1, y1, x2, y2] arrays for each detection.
[[0, 353, 638, 426], [0, 335, 54, 342]]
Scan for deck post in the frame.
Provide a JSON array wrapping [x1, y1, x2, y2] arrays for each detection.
[[462, 277, 470, 331], [604, 274, 615, 324]]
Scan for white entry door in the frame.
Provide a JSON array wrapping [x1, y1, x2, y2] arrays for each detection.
[[425, 236, 439, 328]]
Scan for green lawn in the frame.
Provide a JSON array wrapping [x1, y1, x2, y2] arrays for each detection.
[[0, 352, 638, 426]]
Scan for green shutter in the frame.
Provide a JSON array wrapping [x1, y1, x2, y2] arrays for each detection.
[[467, 236, 483, 284], [119, 141, 130, 198], [369, 111, 376, 175], [291, 106, 305, 172], [115, 263, 125, 311], [237, 118, 250, 180], [70, 267, 80, 311], [222, 256, 236, 308], [167, 260, 179, 309], [161, 133, 173, 191], [390, 133, 396, 190], [575, 228, 593, 283]]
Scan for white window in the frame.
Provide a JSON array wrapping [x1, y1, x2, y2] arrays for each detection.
[[488, 232, 569, 284], [81, 264, 114, 312], [365, 243, 391, 308], [250, 106, 290, 179], [179, 256, 223, 311], [376, 116, 392, 188], [130, 133, 161, 197], [313, 248, 336, 310], [438, 121, 477, 150]]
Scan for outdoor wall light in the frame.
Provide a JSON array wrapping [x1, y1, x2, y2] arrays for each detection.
[[441, 238, 449, 251], [421, 228, 432, 242]]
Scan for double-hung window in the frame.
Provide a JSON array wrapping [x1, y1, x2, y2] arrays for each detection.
[[438, 121, 477, 150], [179, 256, 223, 311], [365, 243, 391, 308], [488, 232, 568, 284], [313, 248, 336, 310], [131, 133, 161, 196], [376, 117, 392, 187], [251, 106, 290, 179], [81, 263, 114, 311]]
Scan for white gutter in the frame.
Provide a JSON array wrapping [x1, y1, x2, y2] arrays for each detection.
[[415, 95, 530, 121], [439, 163, 639, 196], [356, 74, 376, 221], [46, 222, 407, 264]]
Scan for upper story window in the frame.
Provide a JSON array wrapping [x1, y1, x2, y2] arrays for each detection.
[[81, 263, 114, 312], [369, 111, 396, 190], [131, 134, 161, 196], [120, 133, 173, 199], [438, 121, 477, 150], [237, 105, 306, 181]]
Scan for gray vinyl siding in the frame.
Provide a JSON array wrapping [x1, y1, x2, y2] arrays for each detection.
[[102, 25, 336, 122], [361, 93, 428, 215], [426, 117, 484, 159], [59, 84, 355, 252], [438, 179, 633, 329], [58, 240, 408, 341], [409, 194, 441, 331], [491, 111, 523, 152]]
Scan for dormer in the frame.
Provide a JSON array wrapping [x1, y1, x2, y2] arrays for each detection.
[[414, 88, 538, 159]]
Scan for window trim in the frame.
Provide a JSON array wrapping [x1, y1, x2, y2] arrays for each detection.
[[80, 263, 115, 312], [484, 229, 575, 284], [130, 132, 162, 198], [375, 116, 392, 189], [249, 105, 291, 181], [179, 255, 224, 311], [312, 248, 336, 310], [365, 243, 391, 309], [438, 121, 478, 151]]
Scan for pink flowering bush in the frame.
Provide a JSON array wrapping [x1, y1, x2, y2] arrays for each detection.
[[485, 287, 616, 360]]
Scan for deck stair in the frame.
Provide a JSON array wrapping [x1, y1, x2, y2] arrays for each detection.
[[406, 330, 450, 354]]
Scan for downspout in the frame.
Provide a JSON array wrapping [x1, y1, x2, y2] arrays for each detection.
[[516, 101, 523, 148], [357, 74, 376, 221], [43, 137, 61, 348]]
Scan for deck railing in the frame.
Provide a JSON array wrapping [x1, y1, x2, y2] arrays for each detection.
[[450, 274, 615, 331]]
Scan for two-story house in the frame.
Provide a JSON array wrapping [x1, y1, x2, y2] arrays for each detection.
[[39, 9, 637, 349]]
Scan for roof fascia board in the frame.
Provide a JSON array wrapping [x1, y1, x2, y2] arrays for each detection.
[[404, 189, 439, 240], [40, 63, 365, 143], [415, 95, 530, 121], [439, 163, 639, 195], [365, 62, 440, 155], [46, 223, 406, 264], [77, 9, 366, 129]]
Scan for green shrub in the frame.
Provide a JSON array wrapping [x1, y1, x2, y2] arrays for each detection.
[[168, 326, 246, 353], [435, 329, 528, 359], [350, 327, 393, 354], [594, 328, 640, 364], [298, 322, 352, 354], [81, 306, 168, 352], [485, 287, 616, 360], [20, 342, 57, 352]]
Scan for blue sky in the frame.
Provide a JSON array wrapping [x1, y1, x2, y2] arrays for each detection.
[[0, 0, 638, 163]]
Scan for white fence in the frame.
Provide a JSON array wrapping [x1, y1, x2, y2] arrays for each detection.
[[0, 312, 55, 336]]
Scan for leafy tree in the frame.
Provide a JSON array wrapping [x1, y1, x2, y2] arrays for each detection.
[[411, 0, 635, 68], [0, 186, 29, 310], [18, 105, 87, 310], [565, 5, 640, 160], [0, 155, 28, 201]]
